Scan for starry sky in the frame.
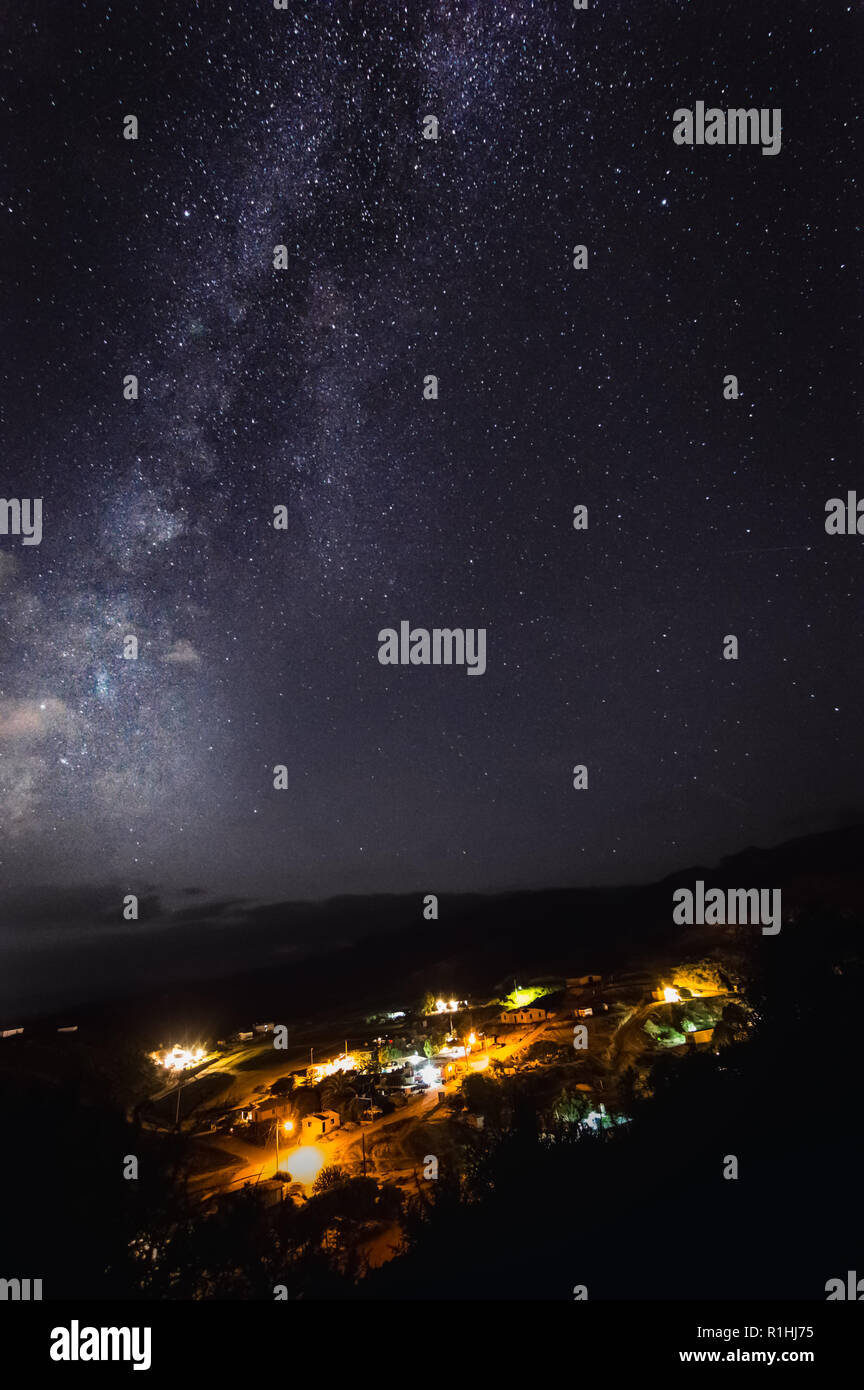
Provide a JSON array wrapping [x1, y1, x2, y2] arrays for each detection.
[[1, 0, 861, 925]]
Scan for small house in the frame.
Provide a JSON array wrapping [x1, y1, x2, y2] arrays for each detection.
[[499, 1006, 548, 1025], [301, 1110, 340, 1141], [254, 1098, 292, 1125]]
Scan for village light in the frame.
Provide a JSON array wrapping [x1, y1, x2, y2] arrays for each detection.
[[153, 1044, 206, 1072], [505, 985, 547, 1011], [309, 1052, 356, 1082]]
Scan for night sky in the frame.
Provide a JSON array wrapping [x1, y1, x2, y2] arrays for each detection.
[[1, 1, 861, 925]]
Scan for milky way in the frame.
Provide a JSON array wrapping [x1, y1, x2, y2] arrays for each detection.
[[1, 1, 861, 910]]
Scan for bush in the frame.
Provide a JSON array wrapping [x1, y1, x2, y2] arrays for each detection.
[[312, 1164, 347, 1195]]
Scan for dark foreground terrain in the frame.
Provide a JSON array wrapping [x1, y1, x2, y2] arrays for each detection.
[[1, 824, 862, 1300]]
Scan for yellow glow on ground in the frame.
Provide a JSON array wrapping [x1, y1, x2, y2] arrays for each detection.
[[282, 1145, 324, 1184]]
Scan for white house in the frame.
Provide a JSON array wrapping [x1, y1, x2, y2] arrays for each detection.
[[301, 1110, 340, 1141]]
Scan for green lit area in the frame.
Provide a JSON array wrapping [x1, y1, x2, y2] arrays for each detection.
[[504, 985, 550, 1010]]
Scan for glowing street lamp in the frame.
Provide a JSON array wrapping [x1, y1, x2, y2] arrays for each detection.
[[276, 1118, 296, 1174]]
